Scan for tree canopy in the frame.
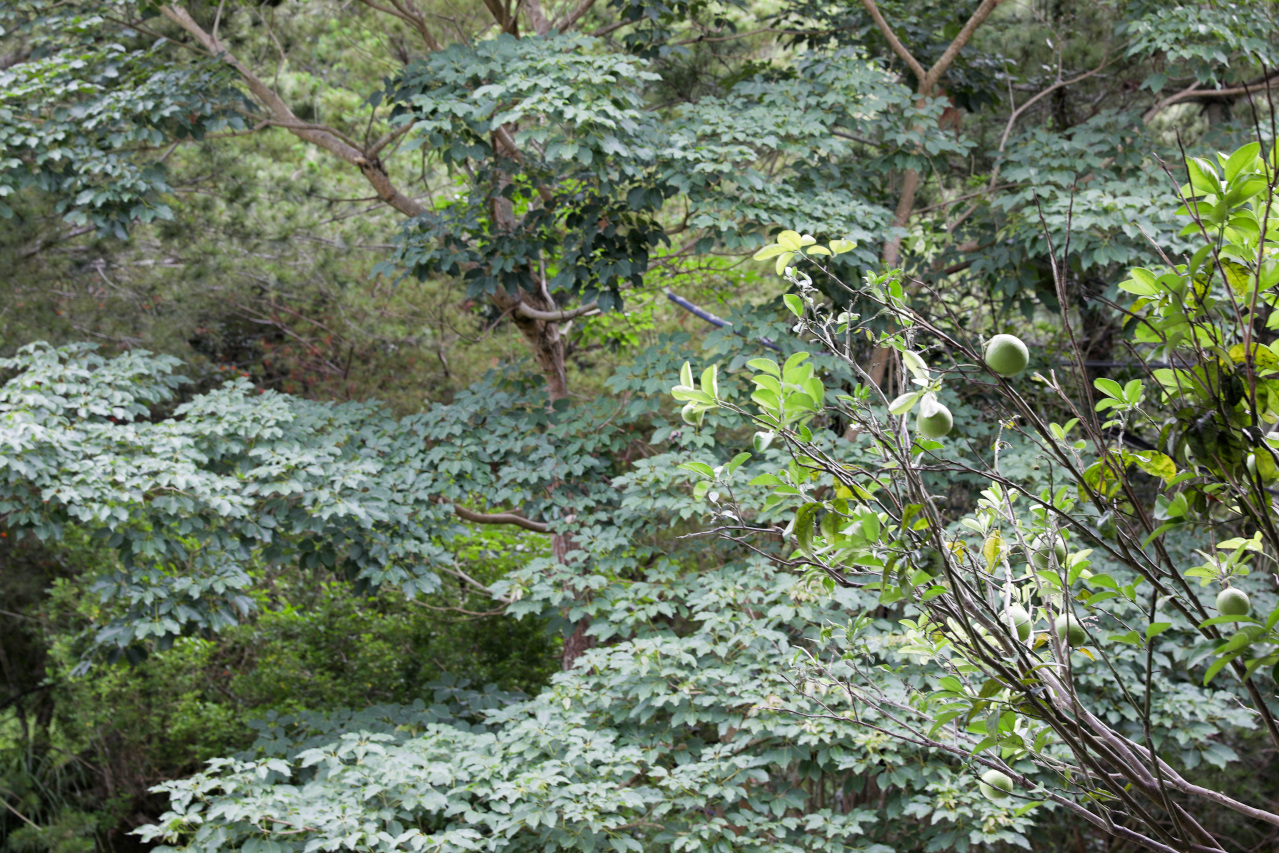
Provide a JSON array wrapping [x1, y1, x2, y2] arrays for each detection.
[[2, 1, 1278, 852]]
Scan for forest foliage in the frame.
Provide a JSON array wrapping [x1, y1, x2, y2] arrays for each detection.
[[2, 1, 1278, 852]]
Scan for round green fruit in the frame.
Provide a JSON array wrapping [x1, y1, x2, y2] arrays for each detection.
[[915, 546, 946, 577], [1055, 613, 1087, 647], [1216, 587, 1251, 617], [979, 769, 1014, 802], [1005, 605, 1033, 642], [1030, 535, 1067, 570], [917, 403, 954, 439], [984, 334, 1030, 377]]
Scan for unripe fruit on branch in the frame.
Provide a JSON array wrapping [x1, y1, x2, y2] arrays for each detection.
[[1216, 588, 1251, 617], [979, 769, 1014, 801], [1030, 535, 1067, 570], [984, 334, 1029, 377], [1055, 613, 1086, 647], [1004, 605, 1032, 641], [917, 400, 953, 438]]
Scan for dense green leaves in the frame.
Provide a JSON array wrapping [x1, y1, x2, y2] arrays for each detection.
[[0, 1, 248, 234], [0, 343, 630, 656]]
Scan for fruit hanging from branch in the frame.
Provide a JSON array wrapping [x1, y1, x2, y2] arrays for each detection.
[[1055, 613, 1087, 647], [1030, 534, 1067, 570], [917, 395, 953, 438], [1005, 604, 1033, 641], [1216, 587, 1251, 617], [984, 334, 1029, 378], [979, 769, 1014, 802]]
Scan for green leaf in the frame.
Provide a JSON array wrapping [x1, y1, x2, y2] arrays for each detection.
[[783, 294, 804, 318], [888, 391, 922, 415], [752, 244, 788, 260], [679, 462, 715, 479], [1132, 451, 1177, 482], [1223, 141, 1260, 182], [1204, 650, 1242, 685], [748, 358, 781, 377], [794, 503, 821, 559], [777, 230, 803, 251]]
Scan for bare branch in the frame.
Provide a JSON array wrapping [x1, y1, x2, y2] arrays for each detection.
[[521, 0, 554, 36], [367, 120, 417, 158], [1000, 57, 1116, 151], [515, 300, 600, 321], [921, 0, 1005, 96], [451, 502, 550, 533], [1143, 74, 1279, 123], [160, 5, 427, 218], [356, 0, 442, 50], [554, 0, 598, 32], [857, 0, 926, 87]]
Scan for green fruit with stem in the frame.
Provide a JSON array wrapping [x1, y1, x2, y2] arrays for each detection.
[[1005, 605, 1033, 641], [917, 398, 953, 439], [984, 334, 1030, 377], [1055, 613, 1087, 647], [1216, 587, 1251, 617], [1030, 535, 1067, 570], [979, 769, 1014, 801]]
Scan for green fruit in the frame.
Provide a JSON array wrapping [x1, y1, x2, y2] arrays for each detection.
[[984, 334, 1030, 377], [917, 402, 953, 439], [1216, 587, 1251, 617], [1030, 535, 1067, 570], [680, 402, 704, 427], [979, 769, 1014, 802], [1055, 613, 1087, 647], [915, 546, 946, 577], [1005, 605, 1033, 641]]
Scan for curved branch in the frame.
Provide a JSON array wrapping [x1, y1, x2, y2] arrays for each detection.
[[921, 0, 1004, 96], [1143, 73, 1279, 123], [515, 300, 599, 321], [857, 0, 926, 87], [355, 0, 443, 50], [553, 0, 598, 32], [160, 5, 427, 218], [452, 502, 549, 533]]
